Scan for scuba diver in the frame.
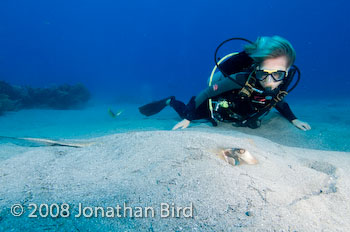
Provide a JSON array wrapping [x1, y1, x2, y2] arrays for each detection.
[[139, 36, 311, 131]]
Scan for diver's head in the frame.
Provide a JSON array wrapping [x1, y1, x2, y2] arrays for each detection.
[[244, 36, 296, 91], [256, 56, 289, 91]]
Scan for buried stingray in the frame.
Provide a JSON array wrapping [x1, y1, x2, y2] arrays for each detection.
[[211, 148, 258, 166], [0, 135, 258, 164]]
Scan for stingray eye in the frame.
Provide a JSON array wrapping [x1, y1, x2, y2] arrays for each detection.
[[223, 150, 231, 156], [233, 148, 245, 154]]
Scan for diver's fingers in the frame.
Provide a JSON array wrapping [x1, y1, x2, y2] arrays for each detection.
[[172, 123, 181, 130], [296, 124, 306, 131], [302, 123, 311, 131], [181, 119, 190, 129], [172, 119, 190, 130], [306, 123, 311, 130], [293, 119, 311, 131], [180, 123, 189, 129], [172, 121, 184, 130]]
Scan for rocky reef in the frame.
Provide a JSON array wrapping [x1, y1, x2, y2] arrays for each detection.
[[0, 81, 90, 115]]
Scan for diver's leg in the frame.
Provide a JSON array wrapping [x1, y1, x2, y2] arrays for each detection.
[[193, 100, 211, 120], [140, 96, 211, 121], [170, 97, 211, 120], [169, 98, 187, 118]]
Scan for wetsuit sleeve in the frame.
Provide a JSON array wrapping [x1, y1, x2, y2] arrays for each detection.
[[275, 101, 297, 122], [194, 73, 244, 109]]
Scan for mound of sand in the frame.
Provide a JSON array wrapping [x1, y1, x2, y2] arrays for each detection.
[[1, 130, 350, 231]]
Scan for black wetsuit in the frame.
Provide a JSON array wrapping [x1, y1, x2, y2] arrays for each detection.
[[169, 52, 297, 127]]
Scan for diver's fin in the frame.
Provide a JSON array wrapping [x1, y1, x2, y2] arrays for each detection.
[[138, 96, 174, 116]]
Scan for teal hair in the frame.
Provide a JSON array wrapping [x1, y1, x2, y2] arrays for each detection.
[[244, 36, 296, 67]]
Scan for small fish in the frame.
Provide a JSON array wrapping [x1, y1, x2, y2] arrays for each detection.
[[108, 108, 123, 118]]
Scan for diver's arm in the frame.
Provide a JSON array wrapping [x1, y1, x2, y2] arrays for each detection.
[[275, 101, 311, 131], [195, 73, 244, 109], [275, 101, 297, 122]]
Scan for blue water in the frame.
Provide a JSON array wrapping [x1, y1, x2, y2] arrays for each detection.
[[1, 0, 349, 101]]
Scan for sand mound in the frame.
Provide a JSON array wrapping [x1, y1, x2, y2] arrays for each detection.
[[1, 130, 350, 231]]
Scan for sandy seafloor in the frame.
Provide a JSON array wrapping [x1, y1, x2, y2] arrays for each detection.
[[0, 98, 349, 231]]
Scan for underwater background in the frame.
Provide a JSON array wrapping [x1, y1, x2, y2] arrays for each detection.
[[1, 1, 350, 231], [0, 0, 349, 151], [1, 0, 349, 100]]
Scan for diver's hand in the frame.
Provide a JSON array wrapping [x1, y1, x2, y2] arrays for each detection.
[[172, 119, 191, 130], [292, 119, 311, 131]]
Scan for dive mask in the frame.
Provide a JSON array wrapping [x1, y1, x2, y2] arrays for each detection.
[[256, 69, 286, 82]]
